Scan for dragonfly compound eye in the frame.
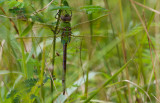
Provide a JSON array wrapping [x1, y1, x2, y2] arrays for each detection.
[[61, 14, 71, 22]]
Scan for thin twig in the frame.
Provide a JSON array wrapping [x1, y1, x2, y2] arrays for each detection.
[[32, 0, 55, 15], [0, 7, 19, 34], [0, 15, 16, 18], [72, 14, 109, 29], [134, 1, 160, 14], [79, 38, 85, 82], [151, 93, 160, 102], [15, 35, 109, 39], [47, 66, 58, 92]]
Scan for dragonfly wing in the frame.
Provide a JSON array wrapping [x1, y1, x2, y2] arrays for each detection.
[[61, 31, 71, 44]]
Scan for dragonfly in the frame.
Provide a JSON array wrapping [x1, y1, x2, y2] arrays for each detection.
[[55, 0, 72, 95], [3, 1, 110, 95]]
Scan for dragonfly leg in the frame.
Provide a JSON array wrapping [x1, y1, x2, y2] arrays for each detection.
[[61, 31, 65, 40], [70, 10, 72, 17], [55, 11, 60, 19], [64, 10, 68, 14], [56, 29, 61, 34]]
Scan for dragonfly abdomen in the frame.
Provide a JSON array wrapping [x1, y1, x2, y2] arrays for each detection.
[[62, 43, 67, 95], [60, 13, 72, 95]]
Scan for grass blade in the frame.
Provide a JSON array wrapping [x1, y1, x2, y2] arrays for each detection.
[[84, 59, 132, 103]]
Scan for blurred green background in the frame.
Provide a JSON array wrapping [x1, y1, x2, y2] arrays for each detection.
[[0, 0, 160, 103]]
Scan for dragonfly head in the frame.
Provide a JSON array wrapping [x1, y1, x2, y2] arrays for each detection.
[[61, 14, 71, 22]]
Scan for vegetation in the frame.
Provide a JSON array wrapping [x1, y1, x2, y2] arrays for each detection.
[[0, 0, 160, 102]]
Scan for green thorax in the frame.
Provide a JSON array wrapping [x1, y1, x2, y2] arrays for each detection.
[[60, 22, 71, 29], [60, 16, 71, 44]]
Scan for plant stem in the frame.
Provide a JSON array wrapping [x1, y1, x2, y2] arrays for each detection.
[[104, 59, 122, 103], [40, 0, 44, 8], [17, 20, 28, 78], [85, 0, 93, 98], [103, 1, 122, 102], [118, 0, 132, 102], [0, 7, 29, 78], [155, 0, 160, 100], [40, 38, 46, 101], [51, 0, 64, 95], [104, 0, 122, 67], [89, 0, 93, 42], [20, 39, 27, 78], [129, 0, 160, 102]]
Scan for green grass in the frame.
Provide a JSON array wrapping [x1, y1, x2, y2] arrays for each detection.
[[0, 0, 160, 103]]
